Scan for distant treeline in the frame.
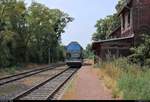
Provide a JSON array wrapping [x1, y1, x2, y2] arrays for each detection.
[[83, 44, 94, 59], [0, 0, 73, 67]]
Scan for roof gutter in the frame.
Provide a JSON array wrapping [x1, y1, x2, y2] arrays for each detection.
[[92, 34, 135, 44]]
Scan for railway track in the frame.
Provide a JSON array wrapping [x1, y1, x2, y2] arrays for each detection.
[[0, 63, 65, 86], [0, 66, 68, 100], [13, 68, 78, 100]]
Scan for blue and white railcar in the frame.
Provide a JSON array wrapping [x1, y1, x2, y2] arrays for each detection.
[[65, 42, 83, 68]]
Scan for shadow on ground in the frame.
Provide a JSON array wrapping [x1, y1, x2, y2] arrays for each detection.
[[83, 63, 92, 66]]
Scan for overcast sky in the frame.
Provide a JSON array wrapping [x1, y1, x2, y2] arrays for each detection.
[[25, 0, 118, 49]]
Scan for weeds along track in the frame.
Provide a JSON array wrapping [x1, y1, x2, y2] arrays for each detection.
[[0, 63, 65, 86], [13, 68, 78, 100]]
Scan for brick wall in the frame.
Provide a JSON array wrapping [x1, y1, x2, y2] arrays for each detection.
[[132, 0, 150, 34]]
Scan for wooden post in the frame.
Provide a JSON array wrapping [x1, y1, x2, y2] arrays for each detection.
[[48, 48, 51, 64]]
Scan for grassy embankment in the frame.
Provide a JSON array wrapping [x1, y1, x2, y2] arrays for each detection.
[[0, 66, 22, 77], [0, 64, 46, 77], [95, 58, 150, 100]]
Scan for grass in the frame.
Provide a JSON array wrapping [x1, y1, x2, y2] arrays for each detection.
[[0, 64, 25, 77], [0, 63, 45, 77], [0, 66, 17, 77], [96, 58, 150, 100], [1, 65, 21, 73]]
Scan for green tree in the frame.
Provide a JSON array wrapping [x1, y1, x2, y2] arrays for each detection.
[[92, 14, 120, 41], [27, 2, 73, 63], [92, 0, 124, 41], [115, 0, 125, 12], [129, 32, 150, 66], [0, 0, 27, 66]]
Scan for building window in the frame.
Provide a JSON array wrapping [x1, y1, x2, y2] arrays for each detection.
[[122, 14, 125, 29], [128, 11, 130, 26]]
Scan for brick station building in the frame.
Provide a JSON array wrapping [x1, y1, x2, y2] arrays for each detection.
[[92, 0, 150, 62]]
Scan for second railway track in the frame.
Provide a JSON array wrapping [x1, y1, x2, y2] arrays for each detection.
[[13, 68, 78, 100], [0, 63, 65, 86]]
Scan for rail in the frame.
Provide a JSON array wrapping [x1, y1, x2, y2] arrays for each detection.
[[13, 68, 78, 100], [0, 62, 65, 86]]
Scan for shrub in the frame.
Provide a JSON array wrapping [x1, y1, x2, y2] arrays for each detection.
[[129, 32, 150, 67]]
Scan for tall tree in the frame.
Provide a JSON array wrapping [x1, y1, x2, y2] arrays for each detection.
[[27, 2, 73, 63], [0, 0, 27, 66]]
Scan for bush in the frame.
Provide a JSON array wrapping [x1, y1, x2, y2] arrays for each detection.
[[129, 32, 150, 67]]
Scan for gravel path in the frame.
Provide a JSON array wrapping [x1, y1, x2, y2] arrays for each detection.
[[62, 64, 113, 100]]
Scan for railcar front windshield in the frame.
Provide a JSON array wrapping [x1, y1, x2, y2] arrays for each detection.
[[67, 43, 81, 52], [66, 52, 81, 60]]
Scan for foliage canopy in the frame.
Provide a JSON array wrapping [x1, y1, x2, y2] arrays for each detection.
[[0, 0, 73, 67]]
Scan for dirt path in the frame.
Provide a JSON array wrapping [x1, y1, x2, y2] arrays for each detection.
[[62, 64, 113, 100]]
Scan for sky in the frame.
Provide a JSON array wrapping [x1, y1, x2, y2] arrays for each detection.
[[25, 0, 118, 49]]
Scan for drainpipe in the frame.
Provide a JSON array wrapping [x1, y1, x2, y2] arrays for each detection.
[[135, 0, 140, 46]]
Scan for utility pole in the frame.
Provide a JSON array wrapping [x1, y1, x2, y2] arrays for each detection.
[[48, 47, 51, 64]]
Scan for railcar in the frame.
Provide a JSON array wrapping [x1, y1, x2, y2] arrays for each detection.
[[65, 41, 83, 68]]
